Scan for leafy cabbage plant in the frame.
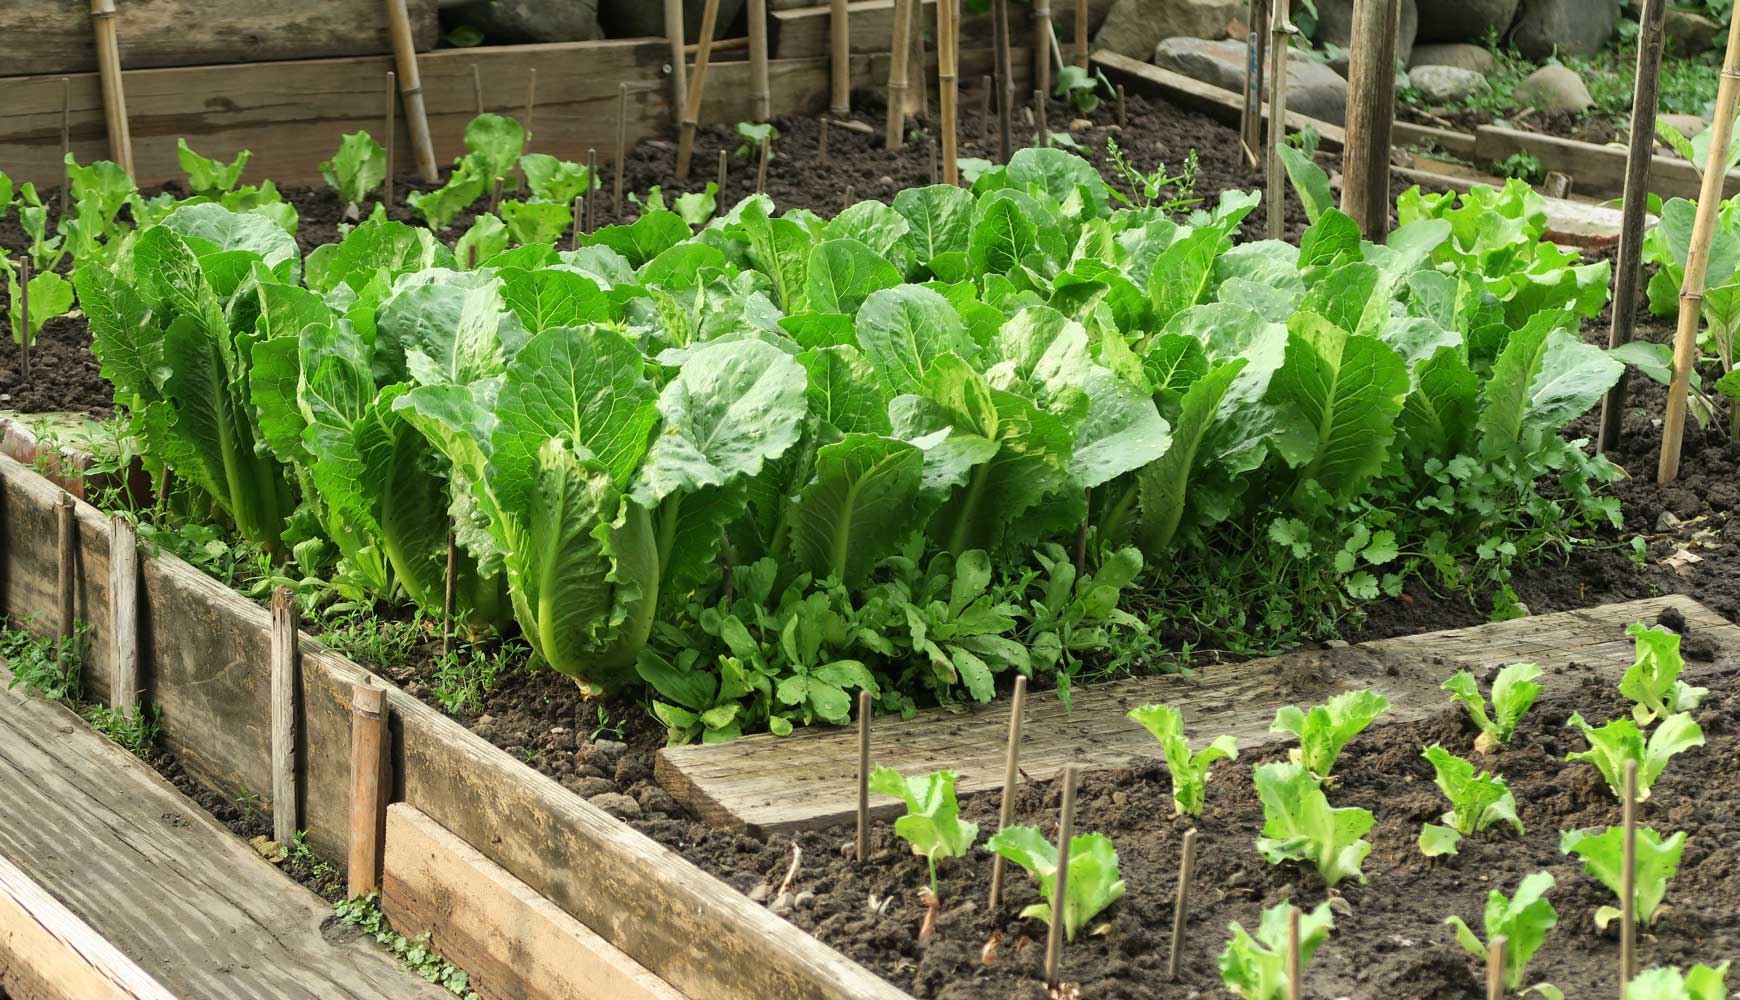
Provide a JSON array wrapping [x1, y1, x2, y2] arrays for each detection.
[[1253, 762, 1372, 887], [1621, 622, 1708, 725], [319, 131, 387, 217], [1271, 689, 1389, 779], [1626, 963, 1731, 1000], [1418, 744, 1521, 857], [1564, 712, 1705, 802]]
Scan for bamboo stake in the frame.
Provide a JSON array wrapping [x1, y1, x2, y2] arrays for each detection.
[[929, 138, 939, 184], [981, 74, 994, 141], [1487, 936, 1506, 1000], [347, 682, 387, 898], [911, 0, 929, 118], [666, 0, 689, 127], [718, 149, 729, 193], [1264, 0, 1291, 241], [472, 65, 484, 116], [88, 0, 134, 178], [1032, 0, 1053, 100], [1074, 0, 1089, 68], [749, 0, 771, 121], [1339, 0, 1399, 240], [886, 0, 915, 148], [1117, 84, 1127, 129], [676, 0, 723, 179], [1287, 906, 1302, 1000], [615, 83, 629, 221], [856, 689, 872, 864], [19, 258, 31, 383], [270, 586, 299, 845], [1241, 0, 1269, 165], [384, 71, 397, 208], [1166, 828, 1198, 980], [524, 68, 537, 145], [108, 514, 138, 719], [986, 675, 1029, 909], [586, 148, 599, 232], [940, 0, 961, 184], [442, 532, 457, 657], [819, 116, 831, 166], [59, 79, 71, 216], [1620, 759, 1639, 986], [993, 0, 1015, 160], [842, 184, 855, 213], [570, 197, 583, 249], [55, 491, 74, 650], [1661, 0, 1740, 482], [1034, 89, 1048, 147], [756, 136, 771, 194], [386, 0, 438, 183], [830, 0, 851, 116], [1043, 764, 1078, 990], [1601, 0, 1666, 454]]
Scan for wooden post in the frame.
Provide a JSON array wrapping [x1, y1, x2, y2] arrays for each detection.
[[18, 258, 31, 383], [384, 71, 397, 208], [442, 533, 457, 658], [570, 197, 583, 249], [1240, 0, 1269, 166], [940, 0, 960, 185], [1117, 83, 1127, 129], [270, 587, 299, 845], [55, 492, 75, 647], [718, 149, 729, 193], [1339, 0, 1399, 240], [666, 0, 689, 127], [676, 0, 723, 179], [1601, 0, 1666, 454], [1032, 0, 1053, 101], [59, 78, 71, 216], [986, 675, 1028, 909], [524, 68, 538, 144], [1620, 759, 1639, 986], [1034, 89, 1048, 147], [1486, 936, 1507, 1000], [749, 0, 771, 121], [1661, 0, 1740, 482], [886, 0, 915, 148], [981, 74, 994, 141], [1074, 0, 1089, 68], [993, 0, 1015, 161], [1166, 828, 1198, 980], [386, 0, 439, 183], [108, 515, 138, 718], [930, 138, 939, 185], [842, 184, 854, 212], [1287, 906, 1302, 1000], [856, 689, 872, 864], [472, 64, 485, 117], [347, 683, 388, 898], [87, 0, 134, 178], [1043, 764, 1078, 990], [586, 148, 599, 231], [819, 116, 831, 166], [614, 83, 629, 221], [1264, 0, 1292, 240], [830, 0, 851, 116], [909, 0, 928, 118], [755, 136, 770, 193]]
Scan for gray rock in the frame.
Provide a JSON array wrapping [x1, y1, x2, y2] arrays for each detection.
[[1664, 8, 1721, 55], [1408, 42, 1497, 74], [1152, 37, 1350, 124], [1094, 0, 1243, 59], [1417, 0, 1519, 43], [1311, 0, 1419, 66], [1409, 64, 1490, 103], [588, 791, 642, 819], [446, 0, 601, 44], [590, 738, 628, 764], [1659, 113, 1709, 142], [635, 785, 682, 816], [566, 775, 618, 798], [1513, 64, 1593, 113], [1509, 0, 1619, 59], [598, 0, 746, 42]]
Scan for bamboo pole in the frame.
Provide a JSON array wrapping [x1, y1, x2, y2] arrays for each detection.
[[386, 0, 439, 183], [1599, 0, 1667, 454], [441, 533, 457, 657], [856, 689, 872, 864], [1117, 84, 1127, 129], [1032, 0, 1053, 100], [666, 0, 689, 127], [982, 74, 994, 141], [1339, 0, 1399, 240], [756, 136, 771, 194], [718, 149, 729, 193], [993, 0, 1015, 161], [676, 0, 724, 179], [830, 0, 851, 116], [347, 683, 387, 898], [586, 148, 599, 231], [1241, 0, 1269, 165], [1074, 0, 1089, 68], [986, 676, 1028, 909], [1043, 764, 1078, 990], [1166, 828, 1198, 980], [472, 64, 485, 116], [384, 71, 397, 208], [749, 0, 771, 121], [1287, 906, 1302, 1000], [937, 0, 961, 182], [270, 587, 299, 845], [1486, 936, 1506, 1000], [910, 0, 929, 118], [59, 79, 71, 216], [1660, 0, 1740, 482], [615, 83, 629, 222], [88, 0, 134, 178], [18, 258, 31, 384], [524, 68, 537, 144], [1620, 760, 1639, 986], [886, 0, 915, 148], [1034, 89, 1048, 147], [1264, 0, 1292, 241], [819, 116, 831, 166]]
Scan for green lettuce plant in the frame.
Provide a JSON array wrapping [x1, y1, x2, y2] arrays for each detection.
[[1621, 622, 1708, 725], [177, 138, 251, 199], [520, 153, 591, 206], [1561, 826, 1686, 930], [407, 157, 486, 230], [3, 250, 76, 353], [1219, 901, 1334, 1000], [1253, 762, 1373, 886], [1564, 712, 1705, 802], [985, 825, 1126, 941], [1126, 703, 1237, 815], [1418, 744, 1521, 857], [1626, 963, 1731, 1000], [319, 131, 387, 217], [1444, 662, 1543, 752], [868, 766, 979, 891], [499, 199, 571, 245], [1445, 871, 1558, 993], [1271, 689, 1390, 779]]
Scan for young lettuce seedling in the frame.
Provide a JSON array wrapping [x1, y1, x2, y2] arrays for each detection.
[[868, 766, 979, 892], [1443, 662, 1543, 753], [1253, 762, 1373, 887], [1271, 689, 1390, 780], [1418, 744, 1523, 857], [1626, 963, 1731, 1000], [177, 138, 251, 199], [1564, 712, 1705, 802], [1445, 871, 1558, 992], [1127, 703, 1238, 816], [1560, 825, 1687, 929], [985, 826, 1126, 941], [1218, 900, 1334, 1000], [1621, 622, 1708, 725], [319, 131, 387, 218]]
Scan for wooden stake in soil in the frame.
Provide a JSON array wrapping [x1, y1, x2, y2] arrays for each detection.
[[843, 184, 855, 213], [666, 0, 689, 127], [88, 0, 135, 178], [55, 491, 75, 647], [586, 148, 599, 232], [940, 0, 961, 185], [886, 0, 916, 149], [1287, 905, 1302, 1000], [1601, 0, 1666, 453], [569, 197, 582, 249], [386, 0, 439, 183], [819, 116, 831, 166], [929, 138, 939, 184], [830, 0, 851, 117], [1117, 83, 1128, 130], [614, 83, 629, 221], [676, 0, 724, 179], [1034, 89, 1049, 147], [1486, 935, 1507, 1000], [472, 64, 485, 117], [993, 0, 1015, 161], [1263, 0, 1292, 241], [856, 688, 872, 864], [756, 136, 771, 194], [1339, 0, 1399, 240], [749, 0, 771, 122], [1660, 0, 1740, 482], [442, 532, 457, 657], [270, 586, 300, 846], [987, 675, 1029, 909], [523, 68, 537, 145], [982, 74, 994, 141], [59, 78, 71, 216], [18, 258, 31, 384], [1166, 828, 1198, 980], [909, 0, 929, 119], [1074, 0, 1089, 68], [384, 71, 397, 208], [108, 514, 138, 719], [347, 682, 388, 898], [1043, 764, 1079, 990], [1620, 759, 1639, 986], [1032, 0, 1053, 101], [1240, 0, 1269, 166], [718, 148, 730, 194]]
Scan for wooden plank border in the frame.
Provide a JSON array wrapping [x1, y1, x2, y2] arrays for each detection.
[[0, 853, 180, 1000], [0, 452, 911, 1000]]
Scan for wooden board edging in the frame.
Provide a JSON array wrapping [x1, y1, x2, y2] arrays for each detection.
[[0, 855, 178, 1000], [0, 453, 910, 1000]]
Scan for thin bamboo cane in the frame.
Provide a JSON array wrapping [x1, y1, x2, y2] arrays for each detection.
[[666, 0, 689, 127], [1042, 765, 1078, 990], [749, 0, 771, 121], [1599, 0, 1667, 454], [886, 0, 916, 148], [676, 0, 724, 179], [1074, 0, 1089, 68], [59, 79, 71, 216], [1661, 0, 1740, 483], [940, 0, 961, 185], [586, 148, 599, 232], [615, 83, 629, 221], [993, 0, 1014, 161], [718, 149, 729, 193], [384, 71, 397, 208], [472, 64, 484, 116], [1032, 0, 1053, 99], [756, 136, 771, 194], [1264, 0, 1290, 241], [1620, 760, 1639, 986], [88, 0, 134, 178], [830, 0, 851, 116], [910, 0, 929, 117], [19, 258, 31, 384], [524, 68, 537, 144], [386, 0, 438, 183]]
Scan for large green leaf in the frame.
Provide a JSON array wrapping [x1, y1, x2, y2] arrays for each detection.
[[893, 184, 975, 267], [1268, 313, 1409, 500], [790, 433, 926, 585], [499, 267, 608, 332], [804, 238, 902, 316], [1136, 359, 1246, 554], [1477, 313, 1624, 457], [1149, 227, 1224, 331], [855, 284, 973, 396], [1400, 346, 1478, 462]]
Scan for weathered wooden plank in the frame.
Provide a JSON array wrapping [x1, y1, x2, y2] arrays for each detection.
[[1472, 124, 1740, 202], [382, 805, 687, 1000], [0, 0, 439, 78], [0, 660, 451, 1000], [1091, 49, 1348, 150], [0, 854, 178, 1000], [656, 594, 1736, 834], [770, 0, 1113, 60]]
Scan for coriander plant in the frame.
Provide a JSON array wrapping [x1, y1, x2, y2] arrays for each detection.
[[1126, 702, 1237, 816]]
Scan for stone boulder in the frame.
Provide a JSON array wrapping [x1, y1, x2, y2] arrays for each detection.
[[1408, 42, 1496, 74], [1417, 0, 1519, 43], [1664, 8, 1721, 55], [1658, 113, 1708, 140], [1409, 64, 1490, 103], [1094, 0, 1242, 59], [1152, 36, 1350, 124], [1513, 64, 1593, 113], [1509, 0, 1619, 59], [598, 0, 746, 41], [1309, 0, 1419, 66], [448, 0, 601, 43]]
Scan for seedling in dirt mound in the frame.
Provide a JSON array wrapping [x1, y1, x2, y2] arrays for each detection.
[[1126, 703, 1238, 816], [1443, 661, 1543, 753], [984, 826, 1125, 942], [1561, 825, 1687, 930], [1564, 712, 1705, 802], [868, 766, 978, 892], [1253, 762, 1373, 887], [1418, 745, 1523, 858], [1271, 689, 1390, 780], [177, 138, 251, 199], [319, 131, 386, 219], [1218, 900, 1333, 1000], [1627, 962, 1731, 1000], [1621, 622, 1708, 726], [1445, 871, 1558, 993]]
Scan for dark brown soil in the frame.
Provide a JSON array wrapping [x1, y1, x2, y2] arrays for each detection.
[[1399, 104, 1621, 150]]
